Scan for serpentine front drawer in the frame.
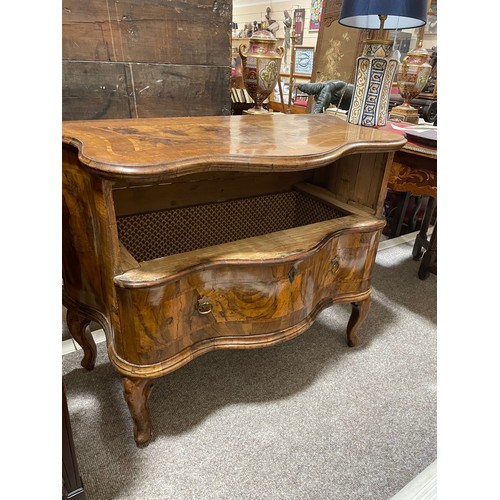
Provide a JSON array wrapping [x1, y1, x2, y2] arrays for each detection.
[[113, 214, 384, 370]]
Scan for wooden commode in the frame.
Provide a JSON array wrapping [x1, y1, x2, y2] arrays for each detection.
[[62, 114, 405, 445]]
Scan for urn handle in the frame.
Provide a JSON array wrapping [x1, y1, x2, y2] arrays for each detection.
[[401, 54, 410, 70], [238, 43, 248, 60]]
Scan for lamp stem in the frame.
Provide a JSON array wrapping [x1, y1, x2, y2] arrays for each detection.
[[377, 15, 389, 40], [416, 26, 425, 48]]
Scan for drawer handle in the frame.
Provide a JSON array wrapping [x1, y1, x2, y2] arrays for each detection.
[[331, 256, 340, 273], [197, 296, 213, 315]]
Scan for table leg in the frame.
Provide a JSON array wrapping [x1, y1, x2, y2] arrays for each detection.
[[66, 308, 97, 371], [408, 196, 423, 233], [346, 296, 371, 347], [412, 196, 436, 260], [389, 192, 411, 238], [418, 222, 437, 280], [122, 377, 155, 446]]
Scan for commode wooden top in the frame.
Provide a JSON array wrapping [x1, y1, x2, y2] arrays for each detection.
[[62, 114, 406, 179]]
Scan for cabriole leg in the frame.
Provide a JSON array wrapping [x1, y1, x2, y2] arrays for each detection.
[[122, 377, 155, 446], [346, 296, 371, 347], [66, 308, 97, 370]]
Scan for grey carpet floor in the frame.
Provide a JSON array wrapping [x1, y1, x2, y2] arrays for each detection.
[[62, 240, 437, 500]]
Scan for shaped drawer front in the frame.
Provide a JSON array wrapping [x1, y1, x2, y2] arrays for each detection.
[[113, 227, 381, 367]]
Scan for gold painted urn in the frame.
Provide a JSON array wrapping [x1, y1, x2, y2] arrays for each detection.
[[239, 31, 284, 114], [390, 37, 432, 124]]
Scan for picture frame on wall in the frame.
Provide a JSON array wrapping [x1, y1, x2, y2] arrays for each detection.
[[293, 8, 305, 45], [425, 1, 437, 34], [309, 0, 323, 31], [293, 47, 315, 76]]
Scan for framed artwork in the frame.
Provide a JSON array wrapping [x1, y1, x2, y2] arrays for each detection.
[[293, 8, 305, 45], [309, 0, 324, 31], [309, 20, 366, 83], [425, 0, 437, 34], [293, 47, 315, 76], [321, 0, 343, 19]]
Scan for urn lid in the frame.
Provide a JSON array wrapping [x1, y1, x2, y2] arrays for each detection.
[[250, 30, 277, 41]]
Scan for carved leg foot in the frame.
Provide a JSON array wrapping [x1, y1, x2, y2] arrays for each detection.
[[346, 296, 371, 347], [66, 309, 97, 370], [122, 377, 155, 446]]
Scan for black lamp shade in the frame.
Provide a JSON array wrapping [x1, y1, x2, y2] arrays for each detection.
[[339, 0, 427, 30]]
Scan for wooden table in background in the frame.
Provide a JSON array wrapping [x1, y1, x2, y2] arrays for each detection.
[[383, 123, 437, 280]]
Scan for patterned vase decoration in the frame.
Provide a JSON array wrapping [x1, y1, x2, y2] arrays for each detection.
[[389, 37, 432, 124], [239, 31, 284, 114], [348, 39, 398, 127]]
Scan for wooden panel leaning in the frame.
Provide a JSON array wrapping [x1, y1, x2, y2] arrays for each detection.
[[62, 0, 232, 120], [62, 114, 406, 445]]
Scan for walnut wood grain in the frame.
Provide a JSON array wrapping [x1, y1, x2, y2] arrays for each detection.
[[114, 214, 381, 287], [62, 114, 406, 180], [111, 219, 383, 374], [122, 377, 154, 446], [62, 114, 405, 445]]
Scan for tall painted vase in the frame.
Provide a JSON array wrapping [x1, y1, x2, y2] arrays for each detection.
[[239, 31, 284, 114], [348, 39, 399, 127]]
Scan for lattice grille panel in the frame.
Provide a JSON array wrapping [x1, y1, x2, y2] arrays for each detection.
[[117, 191, 345, 262]]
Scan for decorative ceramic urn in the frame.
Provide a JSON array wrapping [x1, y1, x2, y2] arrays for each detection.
[[389, 39, 432, 124], [239, 31, 284, 114]]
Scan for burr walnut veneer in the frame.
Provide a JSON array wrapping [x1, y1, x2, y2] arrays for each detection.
[[62, 114, 405, 445]]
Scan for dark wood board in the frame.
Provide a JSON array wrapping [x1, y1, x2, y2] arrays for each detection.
[[62, 0, 232, 119], [62, 0, 231, 66], [63, 61, 231, 120]]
